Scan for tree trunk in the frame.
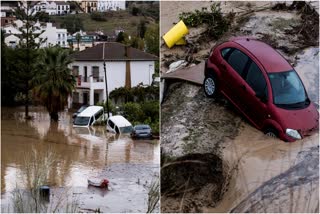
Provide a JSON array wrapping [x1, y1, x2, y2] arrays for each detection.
[[50, 112, 59, 121], [25, 82, 30, 119]]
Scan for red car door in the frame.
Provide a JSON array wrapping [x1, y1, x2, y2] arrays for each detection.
[[241, 60, 269, 129], [219, 48, 250, 111]]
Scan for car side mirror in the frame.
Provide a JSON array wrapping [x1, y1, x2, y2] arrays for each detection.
[[256, 91, 268, 103]]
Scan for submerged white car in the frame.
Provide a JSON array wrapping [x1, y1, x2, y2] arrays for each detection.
[[106, 115, 133, 134], [73, 106, 105, 127]]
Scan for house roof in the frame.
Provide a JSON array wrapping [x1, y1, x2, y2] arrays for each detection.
[[71, 42, 158, 61], [55, 1, 70, 6]]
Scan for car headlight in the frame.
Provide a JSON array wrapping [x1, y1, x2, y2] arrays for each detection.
[[286, 128, 302, 140]]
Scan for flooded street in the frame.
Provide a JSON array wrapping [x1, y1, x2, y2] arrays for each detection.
[[160, 1, 319, 212], [1, 106, 160, 212]]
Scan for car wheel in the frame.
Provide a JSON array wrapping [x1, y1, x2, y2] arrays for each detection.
[[203, 75, 218, 98], [264, 128, 278, 138]]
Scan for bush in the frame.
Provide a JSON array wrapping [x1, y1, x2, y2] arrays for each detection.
[[122, 102, 144, 122], [90, 12, 107, 21], [131, 7, 140, 16], [178, 3, 233, 40]]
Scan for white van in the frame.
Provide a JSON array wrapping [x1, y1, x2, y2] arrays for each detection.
[[106, 115, 133, 134], [73, 106, 105, 127]]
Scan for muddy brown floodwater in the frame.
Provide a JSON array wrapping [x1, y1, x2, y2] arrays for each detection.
[[1, 106, 160, 213], [160, 1, 319, 213]]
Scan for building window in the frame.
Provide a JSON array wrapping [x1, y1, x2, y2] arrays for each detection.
[[92, 66, 101, 82], [72, 66, 79, 76], [58, 33, 60, 38]]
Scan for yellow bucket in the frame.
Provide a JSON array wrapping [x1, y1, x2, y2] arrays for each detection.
[[163, 20, 189, 48]]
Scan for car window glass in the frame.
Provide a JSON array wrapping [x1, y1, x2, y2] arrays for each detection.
[[89, 116, 94, 125], [246, 61, 267, 96], [108, 120, 115, 129], [221, 48, 231, 59], [95, 110, 103, 120], [227, 49, 249, 76]]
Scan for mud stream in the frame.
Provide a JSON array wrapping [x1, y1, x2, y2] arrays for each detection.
[[160, 1, 319, 213], [1, 107, 160, 212]]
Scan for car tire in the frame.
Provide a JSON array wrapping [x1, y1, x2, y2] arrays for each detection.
[[203, 75, 218, 98], [264, 128, 278, 138]]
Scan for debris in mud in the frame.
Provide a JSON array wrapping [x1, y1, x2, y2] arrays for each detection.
[[179, 3, 234, 40], [231, 146, 319, 213], [271, 1, 319, 47], [161, 153, 225, 212], [161, 82, 242, 157], [167, 60, 188, 73]]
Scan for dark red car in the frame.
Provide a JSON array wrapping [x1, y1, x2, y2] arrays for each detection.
[[204, 37, 319, 142]]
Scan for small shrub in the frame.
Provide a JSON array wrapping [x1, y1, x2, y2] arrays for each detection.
[[178, 3, 233, 40], [131, 7, 140, 16], [90, 12, 107, 21]]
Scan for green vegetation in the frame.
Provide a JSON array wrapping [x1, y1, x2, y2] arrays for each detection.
[[32, 47, 76, 121], [179, 3, 233, 40], [59, 15, 84, 34], [144, 23, 159, 56], [51, 9, 156, 37], [99, 86, 160, 134], [11, 2, 46, 119], [90, 11, 107, 21]]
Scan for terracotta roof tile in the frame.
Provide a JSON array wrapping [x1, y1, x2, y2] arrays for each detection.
[[71, 42, 158, 61]]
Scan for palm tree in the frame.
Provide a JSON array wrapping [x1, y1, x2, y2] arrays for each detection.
[[32, 47, 76, 121]]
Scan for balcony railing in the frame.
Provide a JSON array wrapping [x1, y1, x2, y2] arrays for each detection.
[[92, 76, 104, 82], [75, 76, 104, 85]]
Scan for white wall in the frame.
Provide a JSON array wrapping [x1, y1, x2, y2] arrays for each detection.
[[4, 35, 20, 47], [98, 0, 126, 11], [130, 61, 155, 86], [69, 60, 155, 105]]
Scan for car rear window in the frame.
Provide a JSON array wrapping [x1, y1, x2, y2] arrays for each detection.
[[227, 49, 249, 76]]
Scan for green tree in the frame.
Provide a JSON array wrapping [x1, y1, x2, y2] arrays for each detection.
[[1, 30, 19, 106], [32, 47, 76, 121], [144, 24, 159, 56], [60, 15, 83, 34], [14, 2, 46, 119], [137, 19, 146, 38], [131, 7, 140, 16], [116, 31, 126, 43]]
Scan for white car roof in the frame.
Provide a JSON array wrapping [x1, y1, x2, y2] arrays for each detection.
[[77, 106, 103, 117], [109, 115, 132, 127]]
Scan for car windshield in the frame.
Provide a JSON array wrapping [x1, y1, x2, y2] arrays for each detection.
[[135, 125, 150, 130], [74, 116, 90, 126], [268, 70, 308, 108], [120, 126, 133, 133], [77, 106, 88, 113]]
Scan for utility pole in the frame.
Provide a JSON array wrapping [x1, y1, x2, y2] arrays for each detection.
[[103, 43, 110, 118]]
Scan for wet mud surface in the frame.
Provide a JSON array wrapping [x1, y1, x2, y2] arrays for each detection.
[[161, 1, 319, 213], [1, 107, 159, 212], [161, 153, 224, 213]]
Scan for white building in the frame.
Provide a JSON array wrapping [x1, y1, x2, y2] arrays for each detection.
[[97, 0, 126, 11], [69, 42, 157, 107], [32, 1, 70, 15], [3, 21, 68, 48], [4, 34, 20, 48]]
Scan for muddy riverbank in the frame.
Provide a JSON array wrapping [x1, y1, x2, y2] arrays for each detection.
[[1, 106, 160, 212], [160, 1, 319, 212]]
